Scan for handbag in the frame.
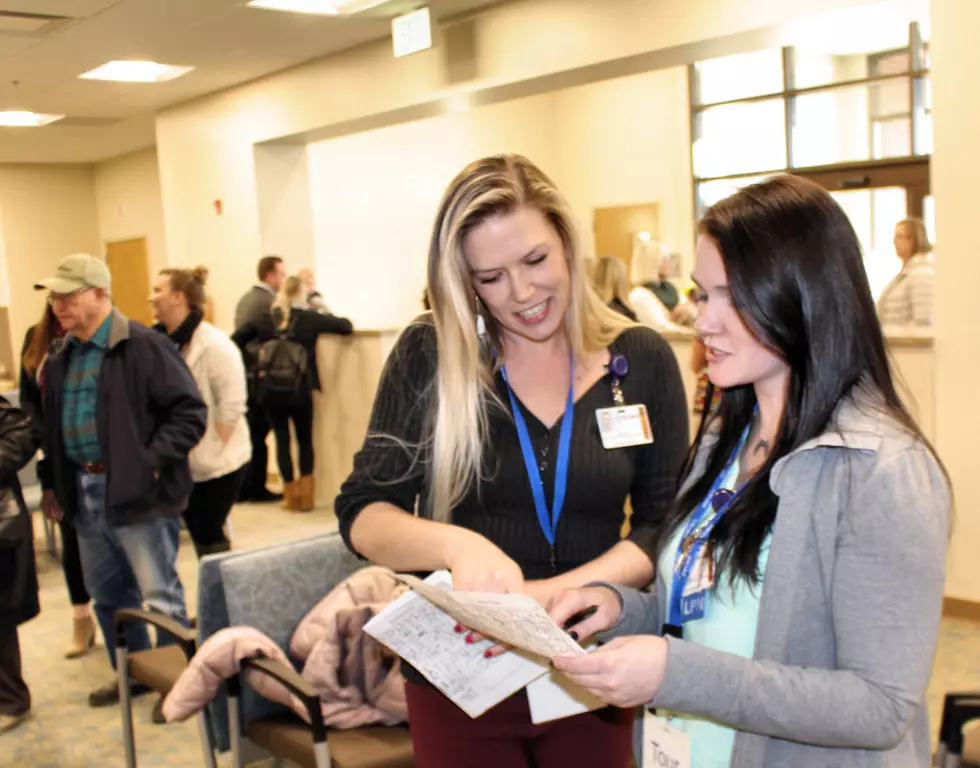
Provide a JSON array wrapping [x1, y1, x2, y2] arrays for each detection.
[[0, 477, 32, 548]]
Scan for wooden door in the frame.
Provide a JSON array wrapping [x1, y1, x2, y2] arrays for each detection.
[[593, 203, 660, 278], [105, 238, 153, 326]]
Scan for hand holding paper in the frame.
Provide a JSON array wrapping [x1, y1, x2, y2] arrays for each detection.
[[392, 573, 586, 659]]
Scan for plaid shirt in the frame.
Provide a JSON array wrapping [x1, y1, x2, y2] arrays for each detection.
[[61, 314, 112, 465]]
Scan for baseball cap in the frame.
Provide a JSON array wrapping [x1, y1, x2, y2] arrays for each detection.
[[34, 254, 111, 294]]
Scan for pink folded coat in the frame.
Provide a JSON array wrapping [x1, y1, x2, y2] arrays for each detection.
[[162, 566, 409, 728]]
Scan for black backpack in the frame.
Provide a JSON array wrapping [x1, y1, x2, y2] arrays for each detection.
[[253, 314, 310, 406]]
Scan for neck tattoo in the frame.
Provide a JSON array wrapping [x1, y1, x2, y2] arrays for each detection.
[[753, 439, 771, 457]]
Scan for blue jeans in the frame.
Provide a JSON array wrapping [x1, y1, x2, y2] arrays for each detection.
[[73, 472, 189, 668]]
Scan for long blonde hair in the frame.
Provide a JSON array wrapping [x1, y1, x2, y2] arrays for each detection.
[[592, 255, 634, 309], [273, 275, 304, 328], [426, 154, 634, 522]]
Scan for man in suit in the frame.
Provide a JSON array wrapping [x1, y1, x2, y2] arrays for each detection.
[[234, 255, 286, 502]]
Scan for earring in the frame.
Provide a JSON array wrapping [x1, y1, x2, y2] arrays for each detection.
[[475, 294, 487, 338]]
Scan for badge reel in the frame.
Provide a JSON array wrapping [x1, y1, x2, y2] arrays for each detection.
[[595, 354, 654, 450]]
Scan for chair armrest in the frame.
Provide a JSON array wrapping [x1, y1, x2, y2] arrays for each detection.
[[114, 608, 196, 660], [240, 656, 327, 744], [940, 693, 980, 754]]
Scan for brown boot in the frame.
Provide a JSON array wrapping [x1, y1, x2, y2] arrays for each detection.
[[65, 615, 96, 659], [280, 480, 301, 511], [297, 475, 315, 512]]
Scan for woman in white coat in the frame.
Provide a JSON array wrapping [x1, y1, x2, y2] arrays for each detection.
[[152, 267, 251, 556]]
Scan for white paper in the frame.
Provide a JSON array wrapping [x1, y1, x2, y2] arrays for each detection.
[[363, 571, 550, 718], [392, 572, 586, 659], [526, 647, 605, 724], [642, 712, 691, 768]]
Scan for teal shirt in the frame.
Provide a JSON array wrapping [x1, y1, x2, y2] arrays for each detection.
[[62, 314, 112, 465], [657, 463, 771, 767]]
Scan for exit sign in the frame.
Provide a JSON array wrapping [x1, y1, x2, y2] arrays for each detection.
[[392, 7, 432, 58]]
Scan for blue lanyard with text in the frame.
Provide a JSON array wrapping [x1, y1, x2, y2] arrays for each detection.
[[501, 355, 575, 571], [667, 422, 750, 629]]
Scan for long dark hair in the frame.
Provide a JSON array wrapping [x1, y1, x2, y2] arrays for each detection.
[[22, 304, 61, 377], [661, 175, 941, 585]]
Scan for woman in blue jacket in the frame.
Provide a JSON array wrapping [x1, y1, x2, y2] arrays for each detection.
[[549, 175, 950, 768]]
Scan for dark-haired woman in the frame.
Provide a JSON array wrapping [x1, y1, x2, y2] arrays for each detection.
[[152, 267, 251, 557], [548, 175, 950, 768], [19, 305, 96, 659]]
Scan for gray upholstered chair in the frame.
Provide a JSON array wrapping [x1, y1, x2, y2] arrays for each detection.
[[204, 532, 414, 768]]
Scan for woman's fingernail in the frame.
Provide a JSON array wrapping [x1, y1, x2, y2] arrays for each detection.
[[568, 630, 579, 641], [454, 623, 464, 633], [483, 649, 493, 659], [465, 634, 475, 644]]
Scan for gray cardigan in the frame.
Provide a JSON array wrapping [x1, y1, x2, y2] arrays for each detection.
[[603, 393, 949, 767]]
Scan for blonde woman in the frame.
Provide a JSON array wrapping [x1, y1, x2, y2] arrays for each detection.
[[877, 217, 935, 328], [336, 155, 688, 767], [234, 275, 352, 510], [593, 255, 638, 321]]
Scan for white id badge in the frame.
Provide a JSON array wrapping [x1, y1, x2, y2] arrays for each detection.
[[642, 712, 691, 768], [596, 405, 654, 449]]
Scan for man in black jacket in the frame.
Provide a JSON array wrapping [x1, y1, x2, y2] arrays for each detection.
[[234, 255, 286, 502], [35, 254, 207, 709]]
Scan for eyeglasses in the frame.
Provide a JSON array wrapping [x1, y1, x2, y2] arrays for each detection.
[[47, 288, 91, 306]]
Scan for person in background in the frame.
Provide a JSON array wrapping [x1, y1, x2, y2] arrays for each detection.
[[335, 154, 689, 768], [152, 266, 251, 557], [628, 246, 684, 332], [644, 251, 680, 311], [19, 304, 96, 660], [592, 255, 638, 321], [548, 176, 950, 768], [35, 254, 205, 712], [877, 217, 935, 328], [298, 268, 328, 312], [234, 275, 353, 511], [0, 396, 42, 736], [234, 255, 287, 503]]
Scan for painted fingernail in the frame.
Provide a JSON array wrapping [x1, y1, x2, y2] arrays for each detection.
[[568, 630, 579, 641], [465, 634, 475, 644], [454, 623, 464, 633], [483, 649, 493, 659]]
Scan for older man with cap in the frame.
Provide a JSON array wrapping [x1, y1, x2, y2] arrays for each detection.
[[34, 254, 206, 712]]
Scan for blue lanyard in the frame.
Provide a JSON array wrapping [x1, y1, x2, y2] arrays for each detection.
[[668, 422, 751, 627], [501, 355, 575, 552]]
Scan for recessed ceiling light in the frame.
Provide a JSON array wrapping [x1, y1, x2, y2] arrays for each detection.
[[79, 61, 194, 83], [0, 111, 64, 127], [246, 0, 390, 16]]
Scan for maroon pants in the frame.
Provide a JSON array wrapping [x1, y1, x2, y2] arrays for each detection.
[[405, 680, 634, 768]]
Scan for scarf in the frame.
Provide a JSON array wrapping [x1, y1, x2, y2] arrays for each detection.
[[154, 309, 204, 352]]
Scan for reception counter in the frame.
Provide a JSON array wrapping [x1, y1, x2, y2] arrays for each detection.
[[310, 326, 936, 509], [310, 329, 402, 508]]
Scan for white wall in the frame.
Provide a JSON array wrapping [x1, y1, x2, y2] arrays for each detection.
[[0, 165, 101, 361], [930, 0, 980, 604], [156, 0, 876, 332], [553, 69, 694, 272], [94, 148, 168, 278], [305, 68, 692, 330], [308, 94, 561, 328]]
